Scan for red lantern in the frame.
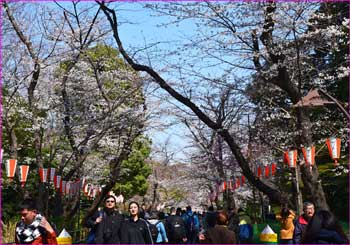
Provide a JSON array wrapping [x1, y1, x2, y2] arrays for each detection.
[[54, 175, 61, 190], [228, 180, 233, 190], [264, 165, 270, 178], [220, 181, 227, 192], [48, 168, 56, 182], [39, 168, 48, 183], [6, 159, 17, 181], [257, 165, 262, 178], [236, 176, 240, 188], [284, 150, 297, 168], [302, 146, 315, 167], [19, 165, 29, 187], [241, 175, 245, 186], [326, 137, 341, 166], [270, 163, 276, 176]]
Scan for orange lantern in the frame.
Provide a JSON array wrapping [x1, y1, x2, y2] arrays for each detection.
[[302, 146, 316, 167], [326, 137, 341, 166], [6, 159, 17, 181], [39, 168, 48, 183], [19, 165, 29, 187], [284, 150, 297, 168]]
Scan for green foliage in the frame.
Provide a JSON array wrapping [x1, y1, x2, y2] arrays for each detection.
[[114, 137, 152, 200], [317, 163, 349, 221]]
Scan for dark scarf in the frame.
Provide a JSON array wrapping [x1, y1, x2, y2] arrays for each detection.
[[16, 214, 43, 243]]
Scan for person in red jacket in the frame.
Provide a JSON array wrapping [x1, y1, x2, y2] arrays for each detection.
[[15, 198, 57, 244]]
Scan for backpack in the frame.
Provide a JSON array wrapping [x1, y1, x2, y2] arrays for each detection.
[[185, 214, 196, 234], [167, 216, 184, 241], [148, 221, 160, 241]]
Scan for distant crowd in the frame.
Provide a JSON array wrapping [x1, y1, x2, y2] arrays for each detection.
[[15, 196, 349, 244]]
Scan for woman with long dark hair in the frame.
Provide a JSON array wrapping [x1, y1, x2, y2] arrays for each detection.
[[122, 201, 153, 244], [301, 209, 348, 244]]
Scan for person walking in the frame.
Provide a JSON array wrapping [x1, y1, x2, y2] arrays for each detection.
[[94, 195, 124, 244], [301, 209, 349, 244], [276, 207, 295, 244], [203, 206, 217, 231], [165, 207, 187, 244], [198, 211, 236, 244], [293, 201, 315, 244], [15, 198, 57, 244], [182, 206, 200, 244], [122, 201, 153, 244], [147, 212, 168, 243]]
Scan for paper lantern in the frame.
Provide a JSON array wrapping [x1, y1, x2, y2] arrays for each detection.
[[264, 165, 270, 178], [6, 159, 17, 181], [236, 176, 241, 188], [54, 175, 61, 190], [326, 137, 341, 166], [220, 181, 227, 192], [65, 181, 71, 195], [81, 178, 86, 189], [39, 168, 48, 183], [19, 165, 29, 187], [256, 165, 262, 178], [270, 163, 276, 176], [284, 150, 297, 168], [302, 146, 315, 167], [61, 180, 67, 194], [49, 168, 56, 182]]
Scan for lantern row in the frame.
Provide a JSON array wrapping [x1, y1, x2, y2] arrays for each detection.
[[4, 162, 106, 199], [208, 137, 341, 202]]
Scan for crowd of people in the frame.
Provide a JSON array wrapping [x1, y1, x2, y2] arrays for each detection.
[[14, 197, 349, 244]]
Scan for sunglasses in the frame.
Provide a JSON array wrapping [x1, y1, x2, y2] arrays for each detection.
[[106, 200, 115, 203]]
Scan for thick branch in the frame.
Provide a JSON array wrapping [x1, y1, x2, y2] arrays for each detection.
[[99, 2, 284, 204]]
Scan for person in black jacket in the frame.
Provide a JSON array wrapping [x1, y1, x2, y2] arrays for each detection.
[[301, 210, 348, 244], [122, 201, 153, 244], [165, 207, 187, 244], [89, 195, 124, 244]]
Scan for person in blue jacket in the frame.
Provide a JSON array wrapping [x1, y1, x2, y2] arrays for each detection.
[[147, 212, 168, 243], [182, 206, 200, 244]]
